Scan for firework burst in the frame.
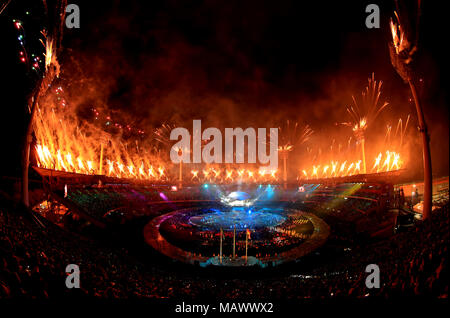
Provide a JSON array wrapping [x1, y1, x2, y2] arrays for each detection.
[[272, 120, 313, 185], [339, 73, 389, 173], [276, 120, 313, 153]]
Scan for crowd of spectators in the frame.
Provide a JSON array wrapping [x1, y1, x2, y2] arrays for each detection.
[[1, 189, 447, 299]]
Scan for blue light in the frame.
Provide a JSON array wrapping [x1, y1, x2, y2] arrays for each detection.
[[203, 184, 209, 189], [265, 184, 275, 199]]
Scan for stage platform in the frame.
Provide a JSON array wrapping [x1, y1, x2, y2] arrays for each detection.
[[144, 207, 330, 268]]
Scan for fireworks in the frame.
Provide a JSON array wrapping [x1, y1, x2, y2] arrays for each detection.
[[342, 74, 389, 138], [33, 88, 283, 183], [276, 120, 313, 185], [389, 3, 432, 220], [23, 2, 406, 187], [395, 115, 410, 149], [339, 73, 389, 173], [300, 151, 403, 179], [277, 120, 313, 153], [154, 123, 177, 146], [189, 166, 278, 183], [28, 29, 405, 187], [33, 90, 167, 180], [33, 76, 408, 185], [390, 12, 410, 56]]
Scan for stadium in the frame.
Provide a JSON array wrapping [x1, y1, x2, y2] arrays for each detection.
[[1, 165, 447, 300], [0, 0, 448, 309]]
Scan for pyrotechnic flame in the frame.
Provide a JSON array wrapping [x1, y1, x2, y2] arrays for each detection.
[[331, 161, 338, 177], [322, 165, 329, 177], [346, 162, 354, 175], [352, 118, 367, 133], [372, 153, 382, 173], [312, 165, 319, 178], [390, 12, 410, 55], [33, 77, 404, 184], [39, 30, 59, 76], [34, 102, 167, 181], [300, 151, 403, 180], [191, 170, 199, 180], [44, 36, 53, 71]]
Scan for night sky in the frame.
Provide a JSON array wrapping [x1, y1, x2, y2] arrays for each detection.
[[1, 0, 448, 178]]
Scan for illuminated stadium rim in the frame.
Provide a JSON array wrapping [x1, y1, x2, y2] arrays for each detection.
[[33, 166, 405, 186], [143, 207, 330, 268]]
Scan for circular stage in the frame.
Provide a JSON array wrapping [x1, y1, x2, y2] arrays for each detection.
[[189, 209, 286, 230], [144, 205, 330, 268]]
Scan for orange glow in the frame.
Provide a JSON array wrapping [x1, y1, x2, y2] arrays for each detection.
[[300, 151, 403, 180]]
